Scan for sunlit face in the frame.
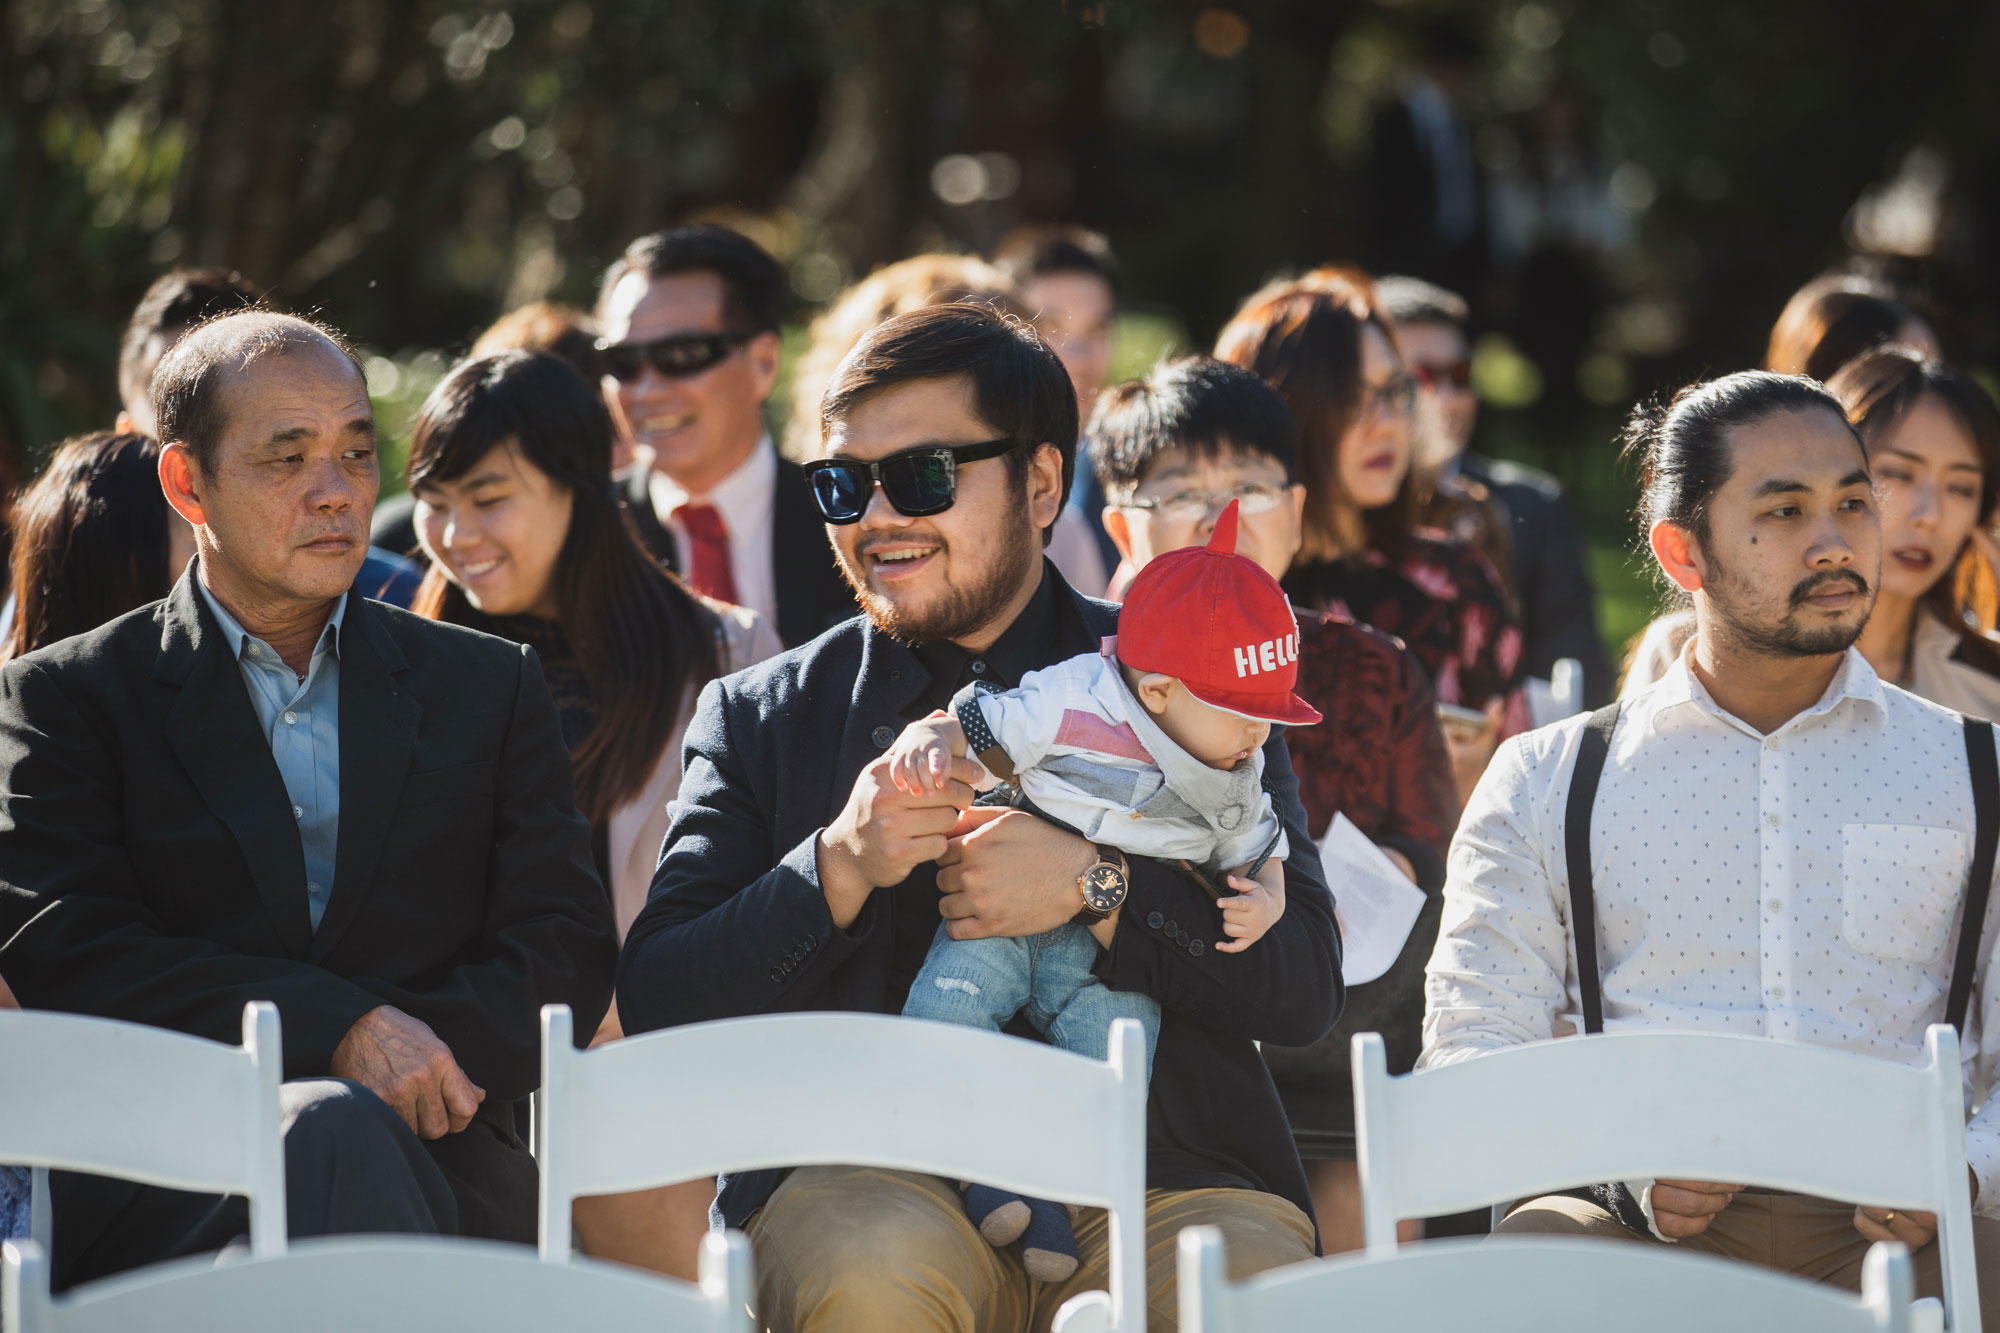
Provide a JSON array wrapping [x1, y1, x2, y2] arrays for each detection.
[[170, 341, 377, 612], [1104, 445, 1305, 582], [413, 441, 574, 620], [1870, 394, 1984, 603], [825, 373, 1062, 646], [598, 269, 779, 494], [1395, 319, 1476, 457], [1684, 409, 1880, 659], [1135, 674, 1272, 770], [1339, 324, 1415, 511], [1025, 271, 1115, 415]]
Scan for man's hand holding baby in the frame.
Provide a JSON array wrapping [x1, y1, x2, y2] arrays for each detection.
[[1215, 862, 1286, 953]]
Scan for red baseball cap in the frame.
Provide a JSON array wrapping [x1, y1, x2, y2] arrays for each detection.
[[1116, 499, 1323, 727]]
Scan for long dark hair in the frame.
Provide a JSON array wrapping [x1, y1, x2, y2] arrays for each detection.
[[1829, 347, 2000, 651], [1214, 267, 1422, 564], [3, 431, 171, 663], [406, 351, 720, 824]]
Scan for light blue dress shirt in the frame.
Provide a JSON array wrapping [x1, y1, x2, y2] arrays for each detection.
[[197, 582, 345, 932]]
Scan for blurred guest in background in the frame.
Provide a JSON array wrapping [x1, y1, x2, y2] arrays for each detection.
[[1362, 19, 1488, 300], [408, 348, 773, 1280], [1, 431, 170, 663], [596, 225, 849, 649], [1766, 273, 1941, 383], [1218, 268, 1525, 806], [997, 223, 1123, 596], [1380, 274, 1610, 706], [1091, 357, 1457, 1250]]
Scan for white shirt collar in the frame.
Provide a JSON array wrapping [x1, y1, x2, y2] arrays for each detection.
[[648, 434, 776, 528], [1645, 634, 1886, 737]]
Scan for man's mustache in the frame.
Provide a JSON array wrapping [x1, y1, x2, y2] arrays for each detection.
[[1789, 569, 1869, 607]]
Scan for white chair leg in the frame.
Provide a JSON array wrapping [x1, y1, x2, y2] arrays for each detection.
[[1051, 1288, 1114, 1333]]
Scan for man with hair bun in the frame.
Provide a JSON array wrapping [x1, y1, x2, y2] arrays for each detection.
[[1423, 370, 2000, 1317], [0, 310, 616, 1288]]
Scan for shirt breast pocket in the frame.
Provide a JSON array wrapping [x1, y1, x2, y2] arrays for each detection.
[[1840, 823, 1968, 963]]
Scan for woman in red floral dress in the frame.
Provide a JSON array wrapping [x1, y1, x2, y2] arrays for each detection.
[[1217, 267, 1528, 806]]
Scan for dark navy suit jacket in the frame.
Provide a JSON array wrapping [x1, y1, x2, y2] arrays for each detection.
[[618, 566, 1343, 1228]]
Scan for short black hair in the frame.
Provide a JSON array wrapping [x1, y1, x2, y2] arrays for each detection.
[[1088, 357, 1298, 499], [118, 268, 261, 422], [153, 312, 366, 477], [993, 224, 1119, 295], [1374, 275, 1469, 330], [597, 224, 786, 333], [820, 303, 1079, 542]]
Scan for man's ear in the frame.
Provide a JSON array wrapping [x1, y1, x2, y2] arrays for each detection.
[[1649, 519, 1705, 593], [1102, 505, 1134, 562], [1134, 670, 1176, 716], [1026, 442, 1064, 534], [159, 443, 207, 529], [746, 330, 782, 405]]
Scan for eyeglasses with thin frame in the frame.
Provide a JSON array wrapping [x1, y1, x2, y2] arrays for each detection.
[[1361, 373, 1420, 419], [803, 436, 1020, 524], [1118, 480, 1292, 526], [595, 330, 760, 382]]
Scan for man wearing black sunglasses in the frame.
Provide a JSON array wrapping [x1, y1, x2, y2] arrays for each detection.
[[595, 225, 851, 648], [619, 303, 1339, 1331]]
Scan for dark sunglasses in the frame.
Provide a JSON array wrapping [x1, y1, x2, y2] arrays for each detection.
[[596, 331, 759, 382], [1413, 359, 1473, 391], [803, 437, 1019, 524]]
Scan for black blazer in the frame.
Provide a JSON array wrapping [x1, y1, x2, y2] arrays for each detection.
[[1459, 453, 1612, 708], [0, 568, 618, 1106], [618, 568, 1343, 1228], [619, 452, 854, 650]]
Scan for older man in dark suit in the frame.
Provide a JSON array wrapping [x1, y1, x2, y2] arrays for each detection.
[[620, 304, 1341, 1332], [0, 312, 617, 1288]]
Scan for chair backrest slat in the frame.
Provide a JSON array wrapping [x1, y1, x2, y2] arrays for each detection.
[[0, 1004, 287, 1257]]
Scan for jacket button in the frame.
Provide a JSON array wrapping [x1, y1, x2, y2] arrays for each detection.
[[769, 967, 785, 983], [790, 948, 805, 964], [872, 726, 896, 748], [803, 933, 818, 950], [1165, 921, 1182, 941], [1146, 911, 1164, 930], [1189, 939, 1205, 956]]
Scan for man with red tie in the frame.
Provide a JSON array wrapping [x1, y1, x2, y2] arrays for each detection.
[[595, 225, 852, 648]]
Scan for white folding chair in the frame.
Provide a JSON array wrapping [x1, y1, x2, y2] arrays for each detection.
[[0, 1002, 286, 1259], [1353, 1025, 1980, 1332], [3, 1231, 753, 1333], [1176, 1228, 1918, 1332], [536, 1007, 1149, 1333]]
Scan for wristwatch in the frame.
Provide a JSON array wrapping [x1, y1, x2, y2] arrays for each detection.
[[1073, 844, 1130, 925]]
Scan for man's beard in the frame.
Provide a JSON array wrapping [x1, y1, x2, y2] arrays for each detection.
[[837, 493, 1040, 647], [1704, 556, 1874, 660]]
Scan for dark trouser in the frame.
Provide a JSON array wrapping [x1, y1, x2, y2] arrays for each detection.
[[48, 1078, 537, 1291]]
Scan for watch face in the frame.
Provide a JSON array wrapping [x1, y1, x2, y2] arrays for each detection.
[[1081, 861, 1127, 912]]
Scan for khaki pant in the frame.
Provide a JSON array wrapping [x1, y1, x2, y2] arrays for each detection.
[[744, 1165, 1316, 1332], [1499, 1190, 2000, 1332]]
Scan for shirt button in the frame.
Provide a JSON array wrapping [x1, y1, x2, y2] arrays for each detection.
[[283, 711, 299, 727], [1769, 985, 1786, 1002], [1766, 899, 1781, 914], [307, 881, 321, 896], [871, 726, 895, 748], [1765, 812, 1780, 828], [293, 804, 304, 820], [970, 660, 987, 676], [246, 644, 260, 658]]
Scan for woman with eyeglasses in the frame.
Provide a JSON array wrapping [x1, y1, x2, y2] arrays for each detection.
[[1217, 268, 1528, 805]]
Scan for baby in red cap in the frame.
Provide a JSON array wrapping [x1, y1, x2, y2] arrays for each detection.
[[887, 499, 1321, 1281]]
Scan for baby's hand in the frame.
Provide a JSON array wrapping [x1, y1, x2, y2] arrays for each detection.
[[885, 713, 964, 798], [1216, 873, 1285, 953]]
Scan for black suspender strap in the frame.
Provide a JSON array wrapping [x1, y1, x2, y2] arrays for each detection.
[[1564, 703, 1623, 1036], [1948, 717, 2000, 1034]]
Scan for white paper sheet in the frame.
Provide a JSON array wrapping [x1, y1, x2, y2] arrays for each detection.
[[1318, 813, 1428, 986]]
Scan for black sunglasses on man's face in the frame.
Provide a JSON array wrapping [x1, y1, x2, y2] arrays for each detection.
[[595, 330, 758, 382], [803, 437, 1020, 524]]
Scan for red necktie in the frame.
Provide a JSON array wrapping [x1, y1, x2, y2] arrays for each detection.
[[675, 502, 740, 604]]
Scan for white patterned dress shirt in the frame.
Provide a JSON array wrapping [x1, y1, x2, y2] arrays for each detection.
[[1422, 640, 2000, 1219]]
